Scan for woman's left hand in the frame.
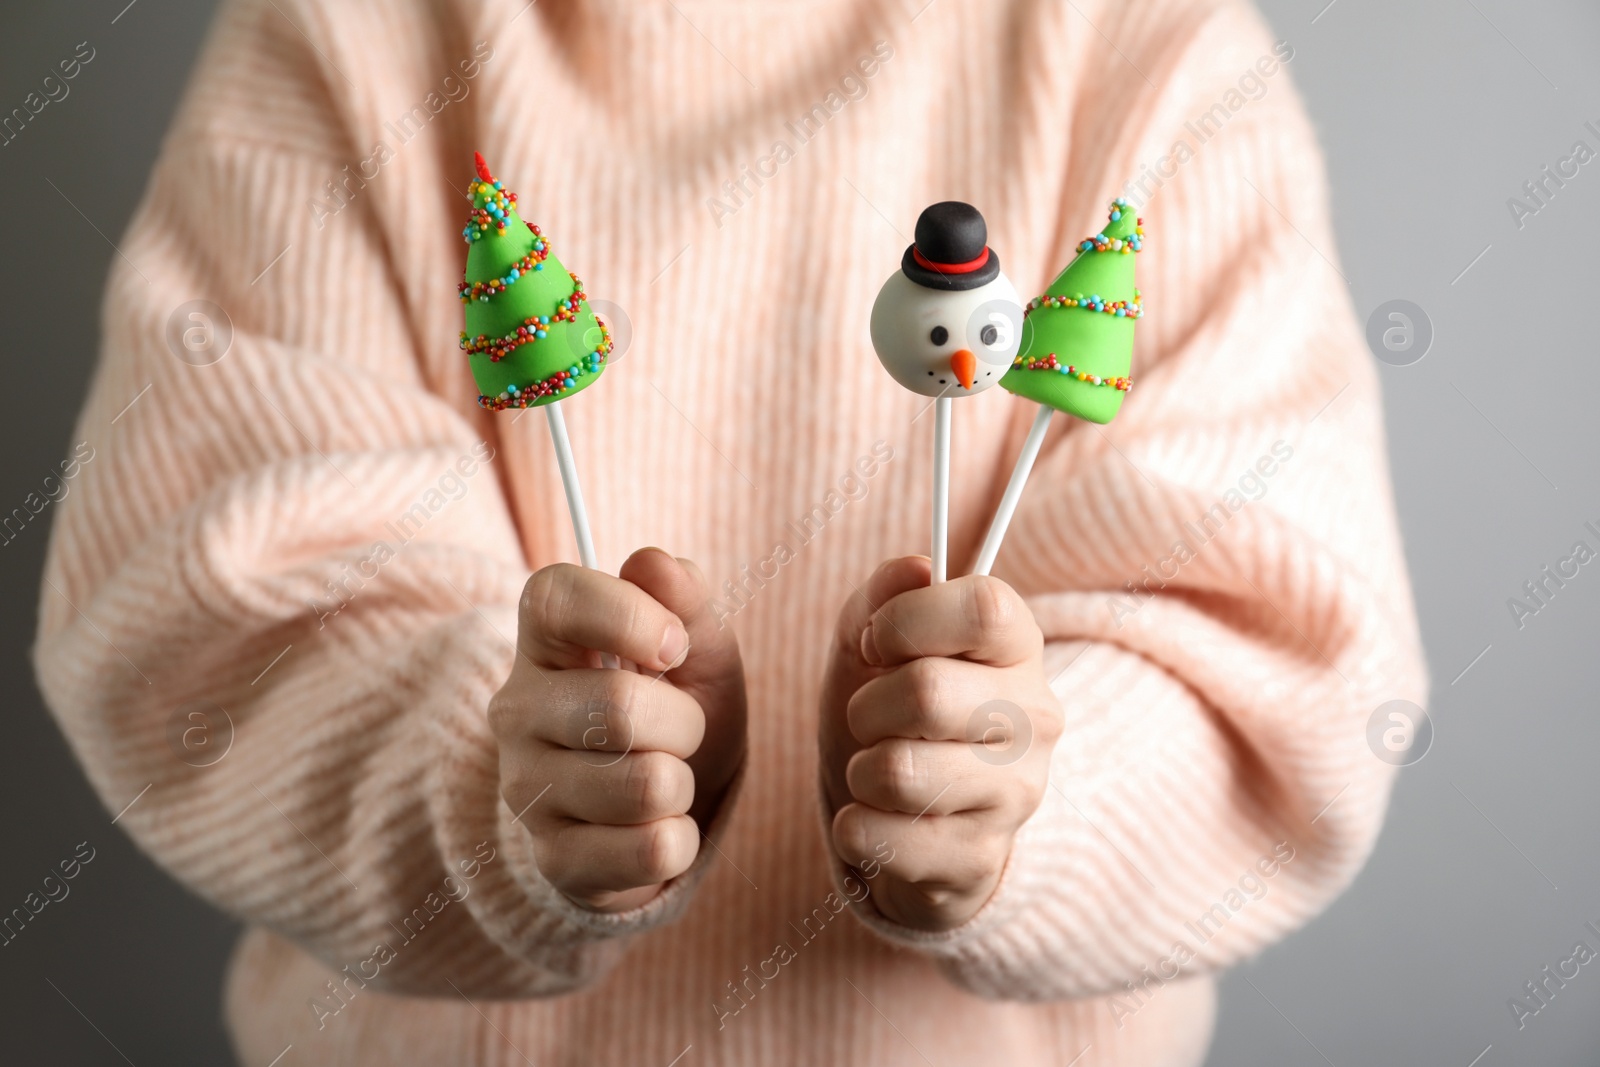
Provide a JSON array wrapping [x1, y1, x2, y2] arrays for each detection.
[[818, 556, 1064, 931]]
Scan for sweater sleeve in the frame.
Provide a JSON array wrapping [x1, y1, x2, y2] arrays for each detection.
[[31, 0, 725, 1000], [833, 0, 1427, 999]]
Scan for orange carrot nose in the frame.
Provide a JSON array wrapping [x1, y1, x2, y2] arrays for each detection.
[[951, 348, 977, 390]]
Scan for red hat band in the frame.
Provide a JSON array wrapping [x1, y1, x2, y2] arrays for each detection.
[[912, 246, 992, 276]]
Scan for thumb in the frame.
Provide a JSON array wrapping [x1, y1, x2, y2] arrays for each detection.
[[620, 548, 746, 822], [826, 555, 932, 692], [618, 547, 742, 694]]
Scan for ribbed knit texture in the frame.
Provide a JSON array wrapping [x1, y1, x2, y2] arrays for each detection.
[[34, 0, 1426, 1064]]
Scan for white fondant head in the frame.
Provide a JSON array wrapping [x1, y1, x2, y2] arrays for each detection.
[[869, 271, 1024, 398]]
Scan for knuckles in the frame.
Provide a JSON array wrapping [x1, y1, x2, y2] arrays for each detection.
[[617, 597, 656, 657], [622, 751, 690, 819], [907, 827, 1011, 893], [831, 804, 876, 865], [898, 658, 947, 732], [971, 833, 1015, 883], [859, 739, 923, 803], [519, 563, 577, 632], [964, 575, 1033, 650], [1014, 772, 1047, 821], [1033, 701, 1065, 747], [486, 687, 521, 740], [590, 670, 641, 742], [531, 821, 581, 884], [635, 816, 694, 883], [500, 762, 553, 828]]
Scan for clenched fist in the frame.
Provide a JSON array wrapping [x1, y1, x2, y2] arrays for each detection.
[[820, 557, 1063, 931], [490, 548, 746, 913]]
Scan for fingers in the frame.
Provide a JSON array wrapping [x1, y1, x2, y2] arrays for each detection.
[[534, 815, 701, 903], [492, 668, 706, 760], [820, 560, 1058, 933], [844, 738, 1012, 816], [832, 803, 1010, 890], [525, 748, 697, 825], [518, 563, 690, 671], [501, 737, 702, 904], [845, 657, 1052, 748], [499, 552, 745, 912], [859, 573, 1041, 669]]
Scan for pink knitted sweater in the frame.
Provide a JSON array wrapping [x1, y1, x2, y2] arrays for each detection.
[[35, 0, 1425, 1063]]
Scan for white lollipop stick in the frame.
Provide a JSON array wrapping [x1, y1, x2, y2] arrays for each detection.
[[544, 401, 619, 669], [544, 401, 598, 569], [973, 403, 1054, 577], [931, 396, 952, 585]]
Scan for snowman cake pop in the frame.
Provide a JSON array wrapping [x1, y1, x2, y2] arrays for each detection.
[[869, 202, 1024, 395], [869, 202, 1024, 584]]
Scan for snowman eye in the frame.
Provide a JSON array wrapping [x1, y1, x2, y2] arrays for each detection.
[[929, 326, 949, 346], [980, 324, 999, 346]]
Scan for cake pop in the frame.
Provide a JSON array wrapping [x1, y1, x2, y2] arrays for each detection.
[[973, 199, 1145, 576], [869, 202, 1024, 583], [459, 154, 616, 666]]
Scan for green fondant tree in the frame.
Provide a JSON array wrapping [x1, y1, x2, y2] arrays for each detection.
[[1000, 199, 1143, 425], [460, 152, 609, 410]]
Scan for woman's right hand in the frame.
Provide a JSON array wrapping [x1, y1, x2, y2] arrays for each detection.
[[489, 548, 747, 913]]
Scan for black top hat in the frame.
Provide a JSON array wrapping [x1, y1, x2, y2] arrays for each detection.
[[900, 201, 1001, 291]]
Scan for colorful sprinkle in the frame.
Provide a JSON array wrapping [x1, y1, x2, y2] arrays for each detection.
[[459, 274, 592, 361], [1076, 200, 1145, 255], [1024, 288, 1143, 320], [458, 231, 553, 303], [476, 322, 615, 411], [1008, 352, 1133, 392], [461, 177, 522, 243]]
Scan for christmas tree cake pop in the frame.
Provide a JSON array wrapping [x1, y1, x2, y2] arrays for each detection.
[[973, 200, 1146, 577], [1000, 199, 1142, 424], [458, 154, 614, 632], [460, 152, 612, 410]]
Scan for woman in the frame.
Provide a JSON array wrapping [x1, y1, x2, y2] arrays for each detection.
[[36, 0, 1425, 1063]]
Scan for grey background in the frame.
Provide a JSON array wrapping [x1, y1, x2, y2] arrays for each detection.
[[0, 0, 1595, 1063]]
